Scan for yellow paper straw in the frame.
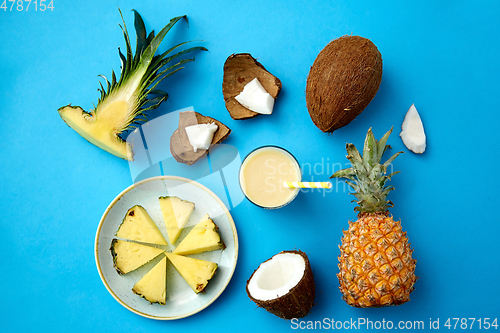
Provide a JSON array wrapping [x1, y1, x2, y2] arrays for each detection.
[[284, 181, 332, 189]]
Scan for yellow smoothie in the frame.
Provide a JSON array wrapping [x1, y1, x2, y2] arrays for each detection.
[[240, 146, 301, 208]]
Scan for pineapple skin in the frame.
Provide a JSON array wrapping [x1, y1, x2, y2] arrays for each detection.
[[338, 212, 417, 307]]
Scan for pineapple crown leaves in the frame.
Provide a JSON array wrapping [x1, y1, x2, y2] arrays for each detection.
[[330, 127, 404, 213], [95, 9, 207, 132]]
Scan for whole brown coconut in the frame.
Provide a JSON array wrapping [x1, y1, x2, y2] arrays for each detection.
[[306, 36, 382, 133]]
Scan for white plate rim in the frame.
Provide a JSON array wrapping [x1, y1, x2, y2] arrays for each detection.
[[94, 175, 239, 320]]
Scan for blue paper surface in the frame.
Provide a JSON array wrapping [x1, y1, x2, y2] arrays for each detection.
[[1, 0, 500, 332]]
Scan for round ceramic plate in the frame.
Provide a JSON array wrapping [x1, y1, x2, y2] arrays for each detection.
[[95, 176, 238, 320]]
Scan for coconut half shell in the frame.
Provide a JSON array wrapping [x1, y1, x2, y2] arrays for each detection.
[[246, 250, 315, 319], [306, 35, 382, 132], [170, 111, 231, 165], [223, 53, 282, 120]]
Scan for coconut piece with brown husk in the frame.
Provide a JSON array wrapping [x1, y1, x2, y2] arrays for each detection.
[[170, 111, 231, 165], [306, 35, 383, 133], [223, 53, 282, 120], [246, 250, 315, 319]]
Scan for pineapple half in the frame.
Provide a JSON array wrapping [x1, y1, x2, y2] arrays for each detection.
[[159, 196, 195, 244], [166, 253, 218, 294], [110, 239, 164, 275], [116, 205, 168, 246], [173, 214, 225, 255], [331, 128, 417, 307], [58, 9, 207, 160], [132, 255, 167, 305]]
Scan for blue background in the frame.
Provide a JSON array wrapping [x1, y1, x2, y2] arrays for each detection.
[[2, 0, 499, 332]]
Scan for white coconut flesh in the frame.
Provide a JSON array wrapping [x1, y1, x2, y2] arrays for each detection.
[[235, 78, 275, 115], [185, 123, 218, 152], [247, 253, 306, 301], [400, 103, 426, 153]]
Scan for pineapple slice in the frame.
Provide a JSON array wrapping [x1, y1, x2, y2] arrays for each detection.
[[116, 205, 167, 246], [158, 196, 195, 244], [173, 214, 225, 255], [57, 10, 206, 160], [110, 239, 164, 275], [132, 255, 167, 305], [166, 253, 218, 294]]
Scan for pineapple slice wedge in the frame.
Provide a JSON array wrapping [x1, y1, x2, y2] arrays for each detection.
[[173, 214, 225, 255], [110, 239, 165, 275], [132, 255, 167, 305], [116, 205, 167, 246], [166, 253, 218, 294], [158, 196, 195, 244]]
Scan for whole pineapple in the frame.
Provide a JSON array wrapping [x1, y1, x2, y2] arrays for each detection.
[[331, 128, 417, 307]]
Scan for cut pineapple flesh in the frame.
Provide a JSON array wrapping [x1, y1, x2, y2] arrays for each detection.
[[110, 239, 165, 275], [116, 205, 167, 246], [166, 253, 218, 293], [173, 214, 225, 255], [58, 103, 133, 160], [159, 196, 195, 244], [132, 256, 167, 305], [111, 198, 225, 304]]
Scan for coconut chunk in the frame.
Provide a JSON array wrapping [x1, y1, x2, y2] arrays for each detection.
[[400, 104, 426, 153], [185, 123, 219, 152], [246, 250, 315, 319], [222, 53, 282, 120], [170, 111, 231, 165], [235, 78, 275, 115]]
